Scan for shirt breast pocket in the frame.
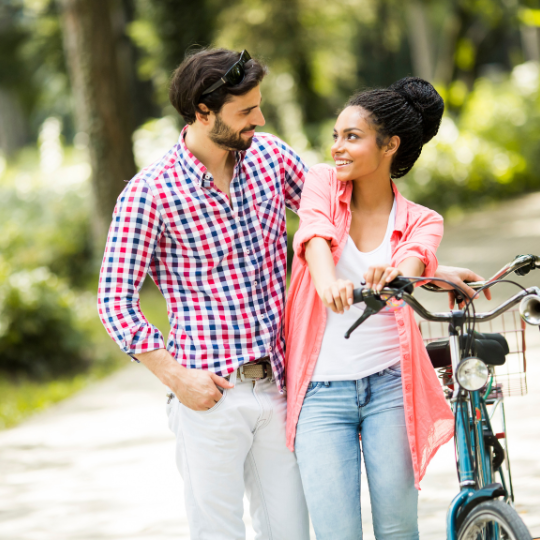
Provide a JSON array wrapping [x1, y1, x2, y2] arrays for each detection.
[[256, 195, 285, 245]]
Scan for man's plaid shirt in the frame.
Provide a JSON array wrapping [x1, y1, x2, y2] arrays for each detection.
[[97, 127, 306, 389]]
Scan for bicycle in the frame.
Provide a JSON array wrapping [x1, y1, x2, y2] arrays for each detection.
[[344, 254, 540, 540]]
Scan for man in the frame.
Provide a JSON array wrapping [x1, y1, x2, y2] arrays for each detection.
[[98, 48, 310, 540], [98, 48, 487, 540]]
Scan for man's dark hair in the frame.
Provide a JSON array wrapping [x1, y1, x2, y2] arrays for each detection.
[[346, 77, 444, 178], [169, 49, 268, 125]]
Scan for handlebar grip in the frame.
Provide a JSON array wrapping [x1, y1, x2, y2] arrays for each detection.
[[352, 288, 365, 304], [386, 277, 415, 294]]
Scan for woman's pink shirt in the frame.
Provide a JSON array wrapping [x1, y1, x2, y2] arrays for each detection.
[[284, 164, 454, 489]]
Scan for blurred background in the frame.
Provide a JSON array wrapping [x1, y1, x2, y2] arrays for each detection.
[[2, 0, 540, 429], [2, 1, 540, 538]]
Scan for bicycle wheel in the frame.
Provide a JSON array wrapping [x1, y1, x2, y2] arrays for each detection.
[[457, 500, 532, 540]]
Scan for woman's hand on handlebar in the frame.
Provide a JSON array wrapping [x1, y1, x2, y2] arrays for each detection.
[[320, 279, 355, 314], [365, 258, 424, 292], [364, 265, 402, 292], [434, 265, 493, 309], [304, 238, 355, 314]]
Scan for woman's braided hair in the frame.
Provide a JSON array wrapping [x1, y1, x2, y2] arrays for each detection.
[[346, 77, 444, 178]]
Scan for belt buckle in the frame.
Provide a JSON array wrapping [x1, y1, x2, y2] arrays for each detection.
[[238, 365, 246, 382]]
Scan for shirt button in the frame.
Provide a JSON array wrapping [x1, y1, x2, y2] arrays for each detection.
[[403, 353, 410, 360], [406, 384, 412, 391], [398, 319, 405, 327], [246, 249, 251, 254], [254, 281, 258, 286], [268, 345, 272, 351]]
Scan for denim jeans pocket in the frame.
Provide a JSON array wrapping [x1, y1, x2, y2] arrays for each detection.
[[305, 381, 324, 398], [385, 364, 402, 378]]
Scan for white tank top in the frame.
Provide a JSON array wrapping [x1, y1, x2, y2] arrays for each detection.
[[311, 200, 401, 382]]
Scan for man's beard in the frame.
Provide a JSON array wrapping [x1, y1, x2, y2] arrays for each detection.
[[209, 115, 255, 151]]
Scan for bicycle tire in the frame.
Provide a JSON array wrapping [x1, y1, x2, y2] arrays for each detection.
[[457, 500, 532, 540]]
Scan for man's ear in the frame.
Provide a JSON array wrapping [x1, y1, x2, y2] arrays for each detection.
[[385, 135, 401, 157], [195, 103, 212, 125]]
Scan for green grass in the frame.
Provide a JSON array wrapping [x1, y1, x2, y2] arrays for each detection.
[[0, 280, 170, 430], [0, 369, 112, 430]]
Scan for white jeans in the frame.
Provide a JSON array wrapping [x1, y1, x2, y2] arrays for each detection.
[[166, 375, 310, 540]]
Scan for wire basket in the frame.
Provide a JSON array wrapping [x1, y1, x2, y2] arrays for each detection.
[[419, 308, 527, 398]]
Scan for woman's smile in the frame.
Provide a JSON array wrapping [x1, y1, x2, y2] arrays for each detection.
[[335, 159, 353, 168]]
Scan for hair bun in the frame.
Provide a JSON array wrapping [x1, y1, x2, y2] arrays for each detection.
[[389, 77, 444, 144]]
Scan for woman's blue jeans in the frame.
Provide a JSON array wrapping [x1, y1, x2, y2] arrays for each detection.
[[295, 366, 419, 540]]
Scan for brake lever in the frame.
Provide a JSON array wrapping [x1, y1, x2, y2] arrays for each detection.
[[344, 292, 387, 339]]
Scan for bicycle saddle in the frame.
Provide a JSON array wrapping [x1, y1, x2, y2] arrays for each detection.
[[426, 331, 509, 368]]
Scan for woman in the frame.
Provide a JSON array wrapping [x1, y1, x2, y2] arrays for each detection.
[[284, 77, 454, 539]]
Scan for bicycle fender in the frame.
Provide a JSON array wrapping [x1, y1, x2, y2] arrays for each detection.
[[447, 489, 473, 540], [453, 483, 506, 534]]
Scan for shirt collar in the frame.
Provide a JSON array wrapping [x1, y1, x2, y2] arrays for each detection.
[[177, 126, 207, 184], [338, 172, 408, 233], [391, 180, 408, 234], [176, 125, 248, 186], [338, 175, 353, 203]]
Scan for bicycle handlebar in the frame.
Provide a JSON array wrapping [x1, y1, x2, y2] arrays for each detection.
[[347, 254, 540, 335], [351, 284, 540, 327], [421, 254, 540, 293], [402, 286, 539, 323]]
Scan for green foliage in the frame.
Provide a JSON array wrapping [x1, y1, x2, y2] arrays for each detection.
[[0, 0, 70, 138], [0, 148, 95, 287], [0, 145, 97, 382], [403, 63, 540, 213], [0, 267, 92, 379], [129, 0, 216, 105]]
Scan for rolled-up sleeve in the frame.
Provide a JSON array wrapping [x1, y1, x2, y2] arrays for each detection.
[[293, 164, 339, 264], [97, 178, 165, 357], [392, 209, 443, 279], [273, 137, 307, 213]]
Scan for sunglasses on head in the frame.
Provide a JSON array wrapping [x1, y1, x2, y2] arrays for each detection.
[[201, 50, 252, 96]]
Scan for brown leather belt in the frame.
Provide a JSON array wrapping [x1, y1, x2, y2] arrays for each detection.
[[227, 357, 272, 381], [165, 358, 272, 403]]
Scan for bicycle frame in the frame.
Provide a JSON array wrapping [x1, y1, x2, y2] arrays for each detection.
[[347, 267, 540, 540], [446, 323, 506, 540], [402, 289, 538, 540]]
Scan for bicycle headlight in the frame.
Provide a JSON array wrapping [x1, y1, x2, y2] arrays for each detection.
[[456, 357, 489, 391]]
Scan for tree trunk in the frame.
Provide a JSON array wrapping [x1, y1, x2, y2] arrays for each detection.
[[405, 0, 434, 81], [0, 88, 27, 157], [521, 25, 540, 63], [433, 13, 461, 86], [59, 0, 137, 241]]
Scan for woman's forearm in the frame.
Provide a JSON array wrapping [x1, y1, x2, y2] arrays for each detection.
[[305, 237, 354, 313], [397, 257, 425, 278], [304, 237, 336, 297]]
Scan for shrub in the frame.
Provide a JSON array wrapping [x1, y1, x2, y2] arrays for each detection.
[[0, 149, 95, 288], [399, 62, 540, 213], [0, 267, 92, 379]]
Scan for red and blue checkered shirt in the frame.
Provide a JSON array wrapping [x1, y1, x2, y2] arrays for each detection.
[[97, 127, 306, 389]]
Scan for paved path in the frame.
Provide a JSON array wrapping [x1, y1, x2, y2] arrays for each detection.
[[1, 192, 539, 539]]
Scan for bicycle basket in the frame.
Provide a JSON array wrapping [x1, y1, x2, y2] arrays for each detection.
[[419, 308, 527, 397]]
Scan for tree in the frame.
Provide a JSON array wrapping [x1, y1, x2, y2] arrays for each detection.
[[128, 0, 217, 107], [59, 0, 137, 240], [0, 2, 30, 155], [406, 0, 434, 81]]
